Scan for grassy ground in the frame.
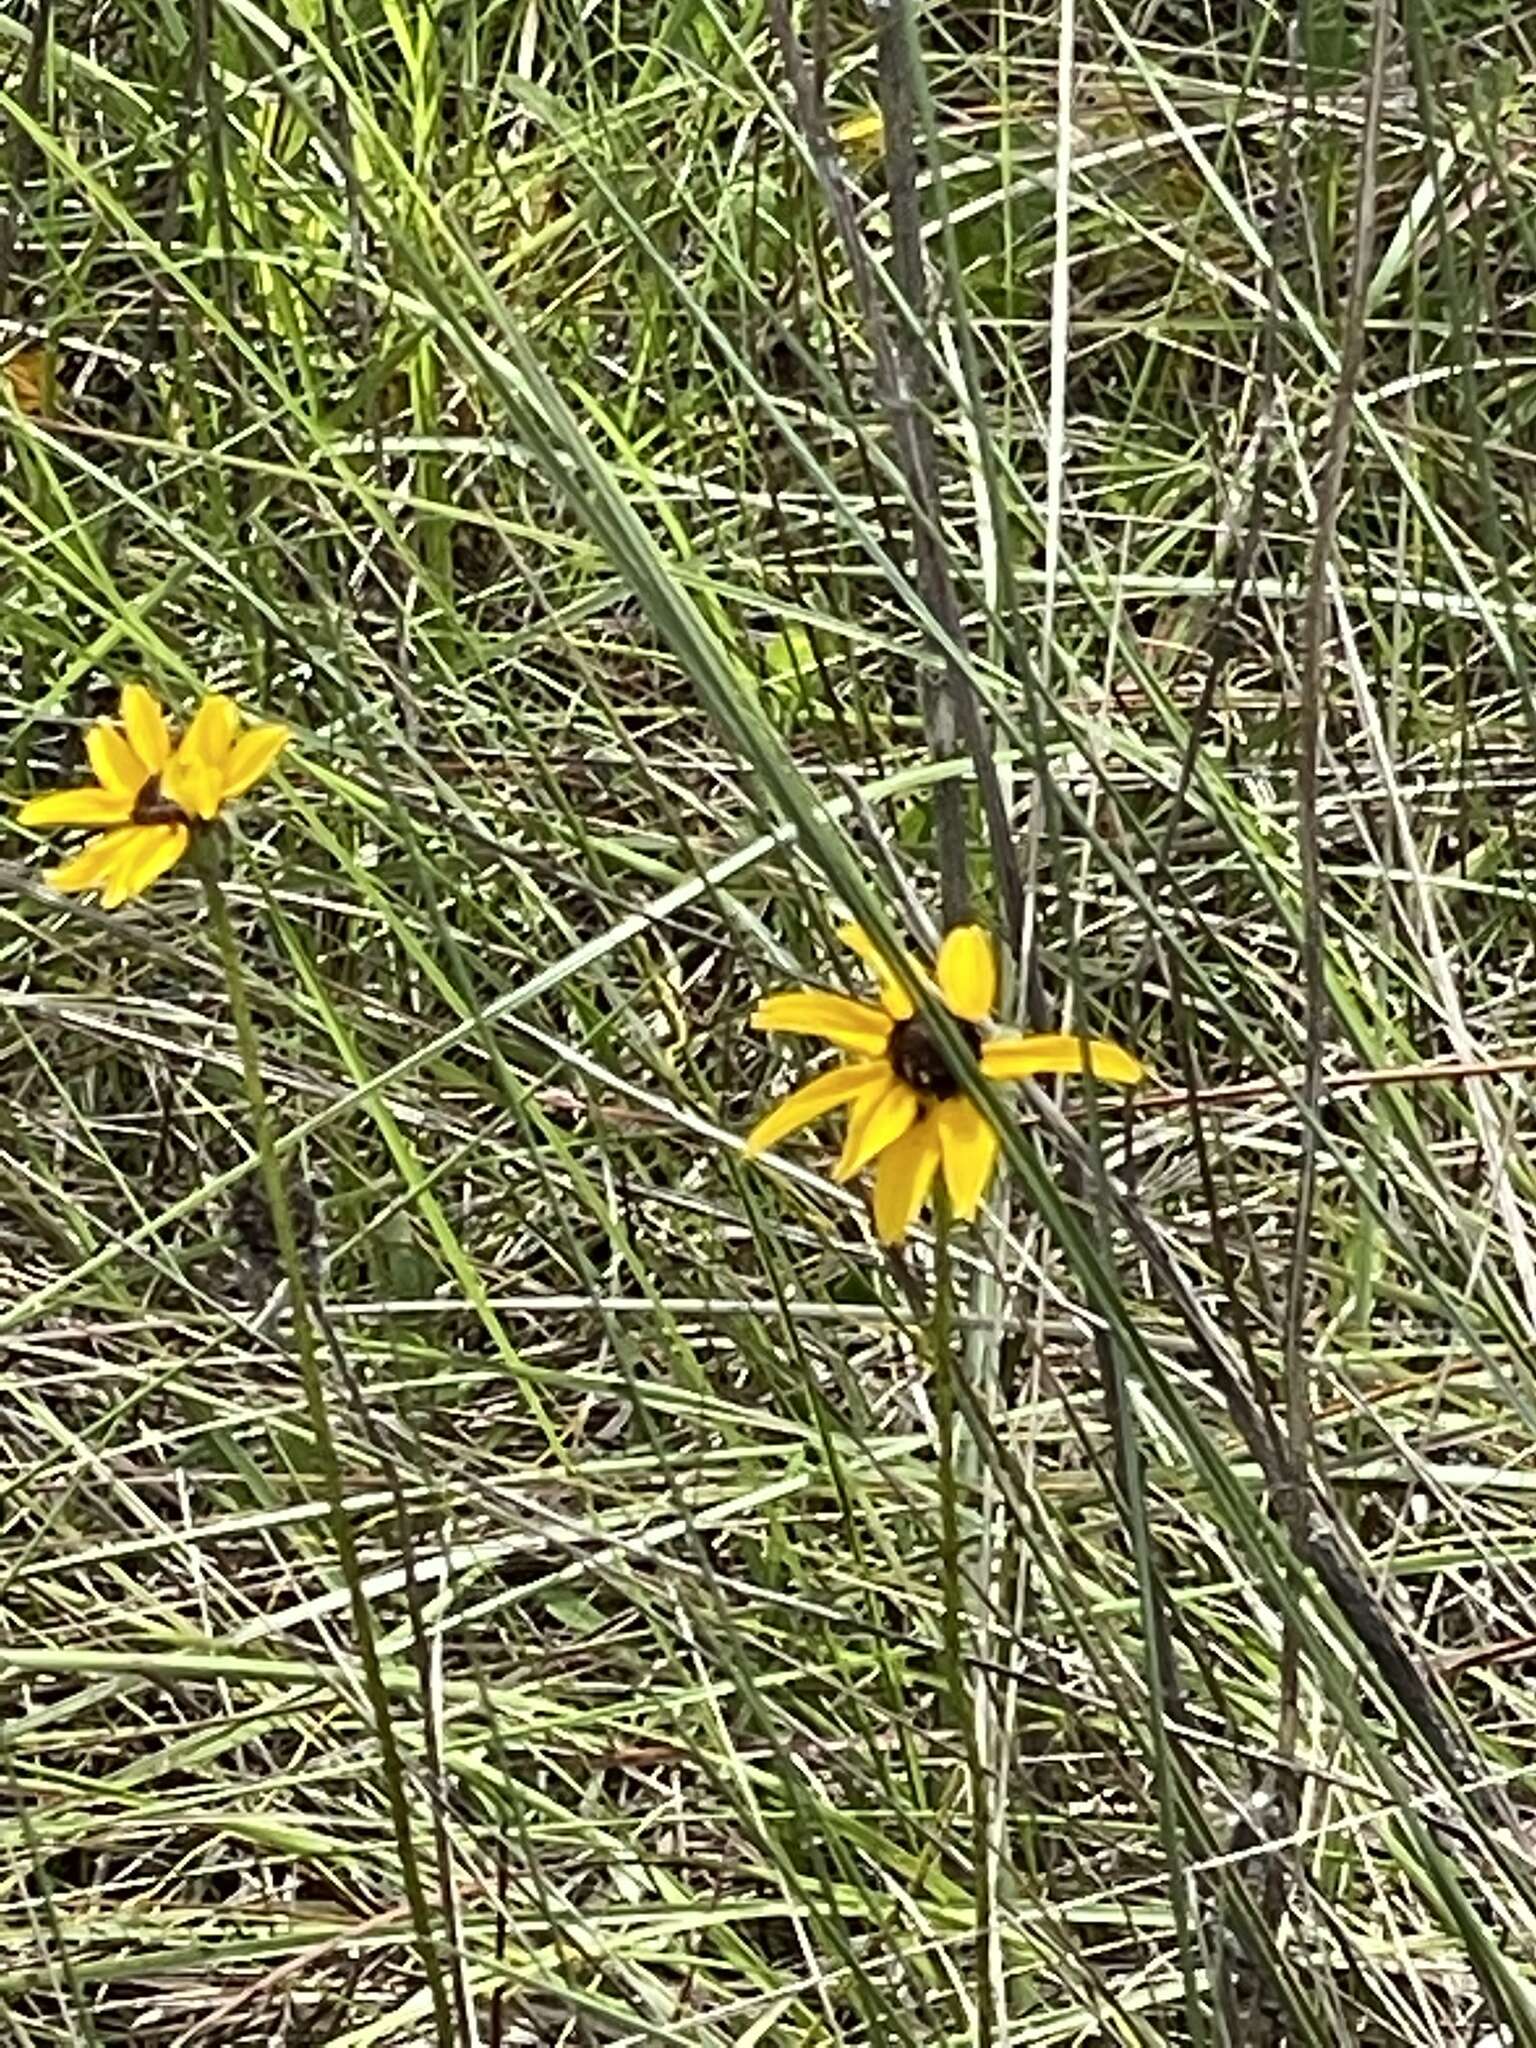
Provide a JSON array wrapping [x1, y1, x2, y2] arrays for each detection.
[[6, 2, 1536, 2042]]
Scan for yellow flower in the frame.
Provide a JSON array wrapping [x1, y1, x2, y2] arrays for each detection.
[[744, 922, 1146, 1243], [835, 107, 884, 159], [17, 683, 290, 909], [3, 343, 53, 417]]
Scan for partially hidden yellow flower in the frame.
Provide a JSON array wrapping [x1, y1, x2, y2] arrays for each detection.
[[744, 922, 1145, 1243], [17, 683, 290, 909], [835, 107, 884, 159], [3, 344, 53, 417]]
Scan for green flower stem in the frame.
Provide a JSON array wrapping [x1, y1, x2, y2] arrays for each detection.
[[931, 1191, 998, 2047], [198, 841, 455, 2048]]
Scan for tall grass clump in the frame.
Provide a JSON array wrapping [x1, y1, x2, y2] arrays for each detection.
[[6, 2, 1536, 2043]]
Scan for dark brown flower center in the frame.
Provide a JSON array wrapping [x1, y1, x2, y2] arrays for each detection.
[[888, 1014, 980, 1100], [131, 774, 192, 828]]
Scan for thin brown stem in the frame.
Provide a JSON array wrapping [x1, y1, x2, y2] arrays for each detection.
[[199, 848, 458, 2048], [768, 0, 1025, 941], [1026, 1080, 1511, 1836], [1138, 1050, 1536, 1114], [1280, 2, 1395, 1758]]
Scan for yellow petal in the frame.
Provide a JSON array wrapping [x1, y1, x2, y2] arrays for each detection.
[[751, 990, 892, 1056], [221, 722, 289, 798], [936, 1096, 1000, 1221], [98, 824, 188, 908], [18, 786, 135, 829], [47, 826, 142, 894], [835, 107, 884, 156], [872, 1116, 942, 1243], [743, 1060, 890, 1158], [837, 922, 927, 1021], [87, 721, 150, 797], [981, 1032, 1145, 1087], [178, 693, 240, 773], [121, 683, 171, 773], [834, 1076, 919, 1182], [160, 753, 223, 822], [935, 925, 996, 1022]]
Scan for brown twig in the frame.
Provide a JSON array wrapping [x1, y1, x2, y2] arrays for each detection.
[[0, 0, 52, 321], [1026, 1081, 1512, 1836], [1137, 1051, 1536, 1115], [1280, 0, 1394, 1763], [767, 0, 1024, 943]]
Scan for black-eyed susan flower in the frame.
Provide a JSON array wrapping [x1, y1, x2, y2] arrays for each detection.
[[744, 922, 1145, 1243], [17, 683, 289, 909]]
